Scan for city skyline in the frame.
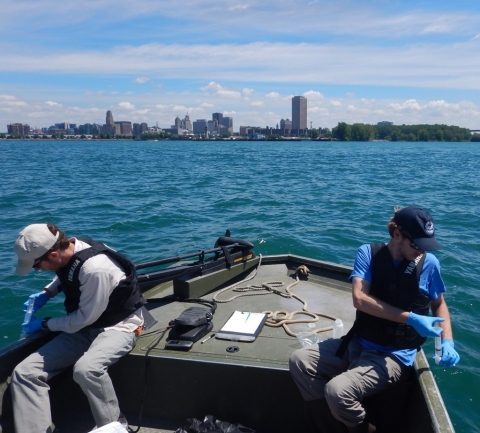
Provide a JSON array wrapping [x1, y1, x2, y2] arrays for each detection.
[[2, 1, 480, 131]]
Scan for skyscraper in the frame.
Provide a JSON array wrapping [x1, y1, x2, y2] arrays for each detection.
[[292, 96, 307, 132], [104, 110, 120, 136]]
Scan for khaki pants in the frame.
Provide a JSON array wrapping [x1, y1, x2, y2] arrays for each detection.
[[11, 328, 136, 433], [289, 337, 411, 428]]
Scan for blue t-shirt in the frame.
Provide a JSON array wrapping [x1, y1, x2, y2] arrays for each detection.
[[348, 244, 446, 366]]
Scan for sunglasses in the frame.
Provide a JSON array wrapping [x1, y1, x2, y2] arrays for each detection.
[[399, 230, 421, 250], [32, 251, 51, 269], [408, 239, 421, 250], [403, 234, 421, 250]]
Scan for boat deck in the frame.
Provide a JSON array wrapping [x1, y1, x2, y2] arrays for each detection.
[[106, 257, 355, 433]]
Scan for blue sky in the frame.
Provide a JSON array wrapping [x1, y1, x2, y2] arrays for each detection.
[[1, 0, 480, 132]]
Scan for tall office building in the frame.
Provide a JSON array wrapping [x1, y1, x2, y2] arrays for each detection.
[[104, 110, 120, 136], [292, 96, 307, 132], [212, 112, 233, 133], [115, 121, 132, 136]]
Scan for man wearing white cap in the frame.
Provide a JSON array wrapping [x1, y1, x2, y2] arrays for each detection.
[[11, 223, 146, 432], [289, 206, 460, 433]]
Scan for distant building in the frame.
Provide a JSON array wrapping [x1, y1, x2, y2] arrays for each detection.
[[103, 110, 120, 136], [47, 127, 66, 135], [292, 96, 307, 133], [165, 114, 193, 135], [193, 119, 208, 135], [222, 116, 233, 134], [148, 125, 163, 133], [77, 123, 101, 135], [239, 126, 262, 136], [183, 114, 192, 131], [280, 118, 292, 135], [115, 121, 132, 136], [7, 123, 30, 136], [132, 123, 148, 135], [212, 112, 233, 134], [377, 121, 394, 126]]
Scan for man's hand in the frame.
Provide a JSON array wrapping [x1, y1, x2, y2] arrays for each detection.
[[439, 339, 460, 366], [23, 291, 50, 314], [21, 318, 44, 335], [407, 312, 444, 337]]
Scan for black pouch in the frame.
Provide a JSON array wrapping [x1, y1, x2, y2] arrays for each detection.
[[174, 307, 213, 327], [168, 300, 216, 342]]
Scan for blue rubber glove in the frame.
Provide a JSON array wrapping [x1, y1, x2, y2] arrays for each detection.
[[406, 312, 444, 337], [439, 339, 460, 366], [23, 291, 50, 314], [21, 318, 44, 335]]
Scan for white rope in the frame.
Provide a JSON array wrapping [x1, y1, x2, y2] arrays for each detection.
[[213, 256, 338, 337]]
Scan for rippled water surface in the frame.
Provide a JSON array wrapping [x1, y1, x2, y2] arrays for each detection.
[[1, 140, 479, 432]]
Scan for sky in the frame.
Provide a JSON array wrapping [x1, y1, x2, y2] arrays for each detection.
[[2, 0, 480, 132]]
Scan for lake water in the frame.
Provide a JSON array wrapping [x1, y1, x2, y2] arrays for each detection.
[[0, 139, 478, 432]]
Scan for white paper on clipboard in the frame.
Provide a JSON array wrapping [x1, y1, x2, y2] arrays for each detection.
[[215, 311, 267, 342]]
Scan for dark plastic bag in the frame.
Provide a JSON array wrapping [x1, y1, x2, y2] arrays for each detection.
[[175, 414, 256, 433]]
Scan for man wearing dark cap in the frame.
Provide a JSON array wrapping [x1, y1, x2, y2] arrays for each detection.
[[11, 223, 146, 432], [289, 206, 460, 433]]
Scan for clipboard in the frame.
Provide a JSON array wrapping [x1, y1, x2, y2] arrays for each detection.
[[215, 311, 267, 342]]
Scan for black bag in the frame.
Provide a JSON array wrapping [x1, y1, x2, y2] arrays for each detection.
[[175, 415, 256, 433], [168, 299, 217, 342]]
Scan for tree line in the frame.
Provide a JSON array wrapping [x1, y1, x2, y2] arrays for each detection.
[[331, 123, 478, 142]]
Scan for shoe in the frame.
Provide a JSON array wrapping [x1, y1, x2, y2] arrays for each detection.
[[90, 414, 128, 431], [118, 413, 128, 429], [346, 420, 376, 433]]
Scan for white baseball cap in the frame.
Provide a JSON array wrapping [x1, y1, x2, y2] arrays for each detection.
[[14, 224, 59, 275]]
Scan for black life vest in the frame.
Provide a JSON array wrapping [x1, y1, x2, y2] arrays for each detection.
[[56, 237, 146, 328], [353, 243, 430, 349]]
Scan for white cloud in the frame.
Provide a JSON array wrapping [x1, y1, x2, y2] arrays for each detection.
[[201, 82, 222, 92], [134, 77, 149, 84], [303, 90, 324, 100], [45, 101, 61, 106], [228, 4, 249, 11], [250, 101, 265, 107], [0, 94, 28, 108], [118, 102, 135, 109], [388, 99, 421, 111], [201, 81, 241, 98], [266, 92, 281, 99]]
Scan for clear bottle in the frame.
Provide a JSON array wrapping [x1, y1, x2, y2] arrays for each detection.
[[20, 297, 35, 339], [333, 319, 344, 338], [434, 323, 442, 365]]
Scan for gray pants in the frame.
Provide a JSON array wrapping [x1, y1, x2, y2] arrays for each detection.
[[289, 337, 410, 428], [11, 328, 136, 433]]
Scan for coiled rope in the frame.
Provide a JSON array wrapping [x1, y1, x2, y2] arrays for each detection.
[[213, 255, 337, 337]]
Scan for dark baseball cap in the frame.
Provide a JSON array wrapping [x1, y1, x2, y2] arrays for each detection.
[[393, 206, 441, 251]]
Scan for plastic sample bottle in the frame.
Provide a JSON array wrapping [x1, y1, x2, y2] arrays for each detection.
[[20, 297, 35, 338], [434, 323, 442, 365], [333, 319, 344, 338]]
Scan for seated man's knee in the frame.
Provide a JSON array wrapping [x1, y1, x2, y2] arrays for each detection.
[[11, 357, 41, 386], [289, 348, 308, 374], [324, 376, 348, 407], [72, 358, 90, 384]]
